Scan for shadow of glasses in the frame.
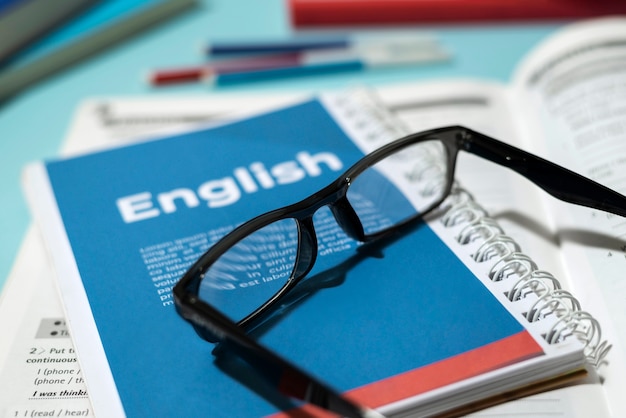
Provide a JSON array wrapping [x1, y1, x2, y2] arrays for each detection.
[[209, 218, 430, 415]]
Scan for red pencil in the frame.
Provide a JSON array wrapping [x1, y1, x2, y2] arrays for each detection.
[[148, 53, 303, 85]]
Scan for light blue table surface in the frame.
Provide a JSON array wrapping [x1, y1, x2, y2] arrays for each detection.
[[0, 0, 565, 290]]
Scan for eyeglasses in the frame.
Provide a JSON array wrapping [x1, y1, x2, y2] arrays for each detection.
[[173, 125, 626, 418]]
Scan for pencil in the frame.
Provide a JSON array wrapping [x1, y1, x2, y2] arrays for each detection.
[[149, 53, 305, 85]]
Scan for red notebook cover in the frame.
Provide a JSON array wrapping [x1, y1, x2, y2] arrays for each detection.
[[289, 0, 626, 27]]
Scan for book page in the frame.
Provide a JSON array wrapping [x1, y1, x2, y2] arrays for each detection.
[[510, 16, 626, 417], [0, 227, 94, 418]]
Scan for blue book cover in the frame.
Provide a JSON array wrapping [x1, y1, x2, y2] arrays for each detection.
[[24, 94, 582, 417]]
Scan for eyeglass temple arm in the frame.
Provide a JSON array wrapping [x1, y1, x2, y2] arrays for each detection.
[[222, 339, 386, 418], [175, 292, 384, 418], [459, 128, 626, 218]]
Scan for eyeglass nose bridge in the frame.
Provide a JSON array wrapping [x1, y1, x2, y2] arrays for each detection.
[[292, 216, 318, 281], [329, 196, 366, 241], [290, 192, 366, 283]]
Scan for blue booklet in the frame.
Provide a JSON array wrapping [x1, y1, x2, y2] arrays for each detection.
[[24, 93, 585, 417]]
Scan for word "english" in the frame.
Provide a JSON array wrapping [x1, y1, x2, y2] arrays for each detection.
[[117, 151, 343, 223]]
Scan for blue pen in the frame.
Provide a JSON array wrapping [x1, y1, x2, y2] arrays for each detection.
[[205, 35, 442, 56], [203, 46, 450, 86], [206, 37, 352, 55], [207, 60, 365, 85]]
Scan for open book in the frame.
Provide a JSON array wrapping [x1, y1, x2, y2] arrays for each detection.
[[9, 15, 626, 418]]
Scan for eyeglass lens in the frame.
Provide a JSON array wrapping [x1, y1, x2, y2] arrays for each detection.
[[347, 139, 449, 234], [198, 138, 450, 322]]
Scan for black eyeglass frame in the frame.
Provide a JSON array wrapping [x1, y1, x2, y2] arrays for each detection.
[[173, 125, 626, 417]]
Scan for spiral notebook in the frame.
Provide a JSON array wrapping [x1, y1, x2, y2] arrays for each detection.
[[23, 90, 607, 417]]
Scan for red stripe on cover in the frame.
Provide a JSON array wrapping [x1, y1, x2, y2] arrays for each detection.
[[268, 330, 543, 417]]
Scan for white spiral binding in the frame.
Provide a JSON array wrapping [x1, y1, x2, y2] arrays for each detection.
[[440, 187, 611, 367], [334, 89, 611, 368]]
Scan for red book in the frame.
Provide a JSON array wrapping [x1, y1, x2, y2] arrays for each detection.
[[288, 0, 626, 27]]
